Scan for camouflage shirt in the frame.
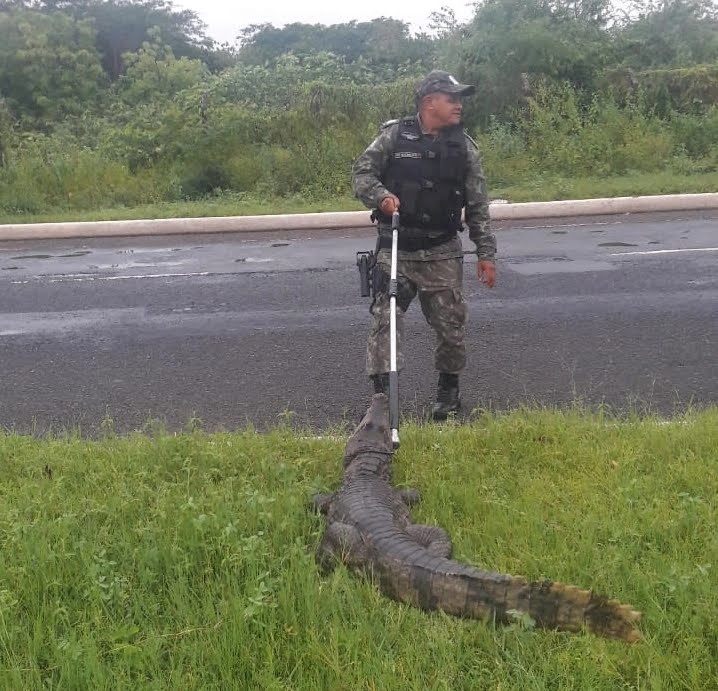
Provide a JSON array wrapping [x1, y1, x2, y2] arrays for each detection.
[[351, 117, 496, 262]]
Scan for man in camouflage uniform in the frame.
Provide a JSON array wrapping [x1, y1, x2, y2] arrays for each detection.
[[352, 70, 497, 420]]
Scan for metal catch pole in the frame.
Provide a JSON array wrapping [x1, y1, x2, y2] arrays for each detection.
[[389, 211, 400, 449]]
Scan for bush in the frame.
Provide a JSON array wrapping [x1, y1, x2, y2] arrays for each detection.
[[668, 107, 718, 158], [478, 84, 681, 182], [2, 78, 718, 215]]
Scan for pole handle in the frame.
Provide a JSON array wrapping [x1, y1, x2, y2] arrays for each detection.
[[391, 211, 400, 231]]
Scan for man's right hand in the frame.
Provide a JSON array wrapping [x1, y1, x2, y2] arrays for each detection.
[[379, 194, 400, 216], [477, 260, 496, 288]]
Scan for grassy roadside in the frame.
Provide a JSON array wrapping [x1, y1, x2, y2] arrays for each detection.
[[0, 408, 716, 688], [2, 171, 718, 225], [0, 195, 366, 226]]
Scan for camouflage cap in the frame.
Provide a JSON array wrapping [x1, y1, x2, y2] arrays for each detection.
[[415, 70, 475, 100]]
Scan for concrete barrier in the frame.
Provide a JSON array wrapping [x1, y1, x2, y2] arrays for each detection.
[[2, 193, 718, 241]]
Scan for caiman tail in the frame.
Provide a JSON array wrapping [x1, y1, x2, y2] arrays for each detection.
[[326, 394, 642, 643], [380, 560, 642, 642]]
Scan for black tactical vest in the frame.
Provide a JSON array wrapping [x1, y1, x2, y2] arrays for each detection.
[[379, 116, 467, 233]]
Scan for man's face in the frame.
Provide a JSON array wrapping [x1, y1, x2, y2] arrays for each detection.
[[426, 91, 463, 127]]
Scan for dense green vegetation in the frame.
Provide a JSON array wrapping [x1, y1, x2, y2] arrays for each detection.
[[1, 0, 718, 218], [1, 409, 717, 687]]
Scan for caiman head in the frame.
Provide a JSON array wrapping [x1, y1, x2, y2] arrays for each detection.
[[343, 394, 395, 476]]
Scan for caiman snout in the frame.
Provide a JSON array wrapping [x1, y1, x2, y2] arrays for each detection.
[[343, 394, 393, 465], [368, 392, 390, 423]]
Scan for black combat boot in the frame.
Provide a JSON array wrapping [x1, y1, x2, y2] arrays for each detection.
[[371, 373, 390, 395], [431, 372, 461, 421]]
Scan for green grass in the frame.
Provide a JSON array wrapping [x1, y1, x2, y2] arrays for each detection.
[[493, 170, 718, 203], [1, 408, 717, 689], [2, 171, 718, 225], [0, 194, 366, 226]]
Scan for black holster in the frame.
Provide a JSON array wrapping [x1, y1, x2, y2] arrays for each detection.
[[356, 250, 374, 297], [356, 232, 383, 298]]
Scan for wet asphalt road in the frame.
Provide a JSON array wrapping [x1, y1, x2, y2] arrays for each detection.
[[1, 210, 717, 435]]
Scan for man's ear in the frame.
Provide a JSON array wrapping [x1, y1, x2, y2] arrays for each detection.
[[420, 94, 435, 111]]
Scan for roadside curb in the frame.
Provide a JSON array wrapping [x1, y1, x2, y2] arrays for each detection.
[[2, 193, 718, 242]]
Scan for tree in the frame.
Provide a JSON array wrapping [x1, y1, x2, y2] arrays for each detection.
[[0, 8, 105, 124], [237, 18, 435, 73], [117, 28, 209, 105], [1, 0, 213, 79], [614, 0, 718, 69], [84, 0, 212, 79], [428, 6, 459, 38], [454, 0, 616, 124]]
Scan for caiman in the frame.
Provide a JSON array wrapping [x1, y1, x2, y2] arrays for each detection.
[[312, 394, 641, 642]]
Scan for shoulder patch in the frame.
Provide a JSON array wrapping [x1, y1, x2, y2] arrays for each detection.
[[464, 132, 480, 150], [380, 118, 399, 130]]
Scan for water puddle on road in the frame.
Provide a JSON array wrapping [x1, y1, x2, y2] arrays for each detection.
[[10, 250, 93, 260], [11, 254, 52, 260]]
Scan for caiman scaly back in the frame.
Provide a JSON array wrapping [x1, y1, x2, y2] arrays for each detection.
[[313, 394, 641, 643]]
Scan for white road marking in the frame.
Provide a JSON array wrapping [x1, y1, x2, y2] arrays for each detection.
[[611, 247, 718, 256], [517, 220, 621, 230], [48, 272, 214, 282]]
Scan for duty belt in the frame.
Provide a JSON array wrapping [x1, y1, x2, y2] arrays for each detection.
[[377, 232, 456, 252]]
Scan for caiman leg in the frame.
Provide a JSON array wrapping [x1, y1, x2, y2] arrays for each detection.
[[398, 488, 421, 506], [406, 524, 453, 559], [311, 492, 334, 515], [316, 522, 367, 574]]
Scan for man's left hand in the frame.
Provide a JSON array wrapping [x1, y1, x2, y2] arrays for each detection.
[[477, 260, 496, 288]]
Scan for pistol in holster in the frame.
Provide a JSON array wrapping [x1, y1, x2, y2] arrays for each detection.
[[356, 211, 383, 298], [357, 209, 390, 298], [356, 249, 375, 297]]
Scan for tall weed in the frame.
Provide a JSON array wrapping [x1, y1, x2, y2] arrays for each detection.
[[2, 81, 718, 215]]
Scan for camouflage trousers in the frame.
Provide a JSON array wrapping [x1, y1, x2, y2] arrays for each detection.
[[366, 252, 467, 376]]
